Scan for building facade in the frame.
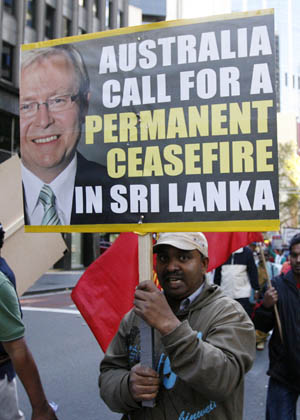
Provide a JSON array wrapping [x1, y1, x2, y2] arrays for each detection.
[[0, 0, 166, 269], [0, 0, 131, 163], [169, 0, 300, 228], [170, 0, 300, 117]]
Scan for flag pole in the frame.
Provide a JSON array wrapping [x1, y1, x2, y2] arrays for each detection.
[[258, 244, 283, 343], [138, 232, 156, 408]]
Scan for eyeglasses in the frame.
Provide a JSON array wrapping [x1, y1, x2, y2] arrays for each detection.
[[19, 93, 80, 117]]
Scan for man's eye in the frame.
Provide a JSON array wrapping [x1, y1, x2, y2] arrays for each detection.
[[179, 255, 188, 262], [53, 97, 67, 104], [20, 103, 32, 111], [158, 255, 167, 263]]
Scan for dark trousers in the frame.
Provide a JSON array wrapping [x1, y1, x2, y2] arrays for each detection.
[[266, 377, 299, 420], [235, 297, 253, 318]]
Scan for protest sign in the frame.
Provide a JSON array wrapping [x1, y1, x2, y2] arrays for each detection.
[[20, 9, 279, 233], [282, 227, 300, 246]]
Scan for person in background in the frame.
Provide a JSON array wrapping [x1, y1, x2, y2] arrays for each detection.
[[252, 233, 300, 419], [0, 222, 57, 420], [248, 242, 259, 264], [214, 246, 259, 317], [99, 232, 256, 420], [280, 254, 291, 275], [255, 248, 280, 351]]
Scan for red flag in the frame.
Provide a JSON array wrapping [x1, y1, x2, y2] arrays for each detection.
[[206, 232, 264, 272], [71, 231, 263, 352], [71, 232, 139, 352]]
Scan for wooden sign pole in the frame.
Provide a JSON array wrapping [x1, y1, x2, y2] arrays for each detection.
[[138, 233, 155, 408], [259, 245, 283, 343]]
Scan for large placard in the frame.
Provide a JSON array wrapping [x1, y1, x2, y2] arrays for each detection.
[[20, 9, 279, 233]]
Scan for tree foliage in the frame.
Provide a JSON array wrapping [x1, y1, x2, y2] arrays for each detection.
[[278, 141, 300, 227]]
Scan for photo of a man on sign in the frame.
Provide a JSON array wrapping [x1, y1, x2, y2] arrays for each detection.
[[20, 10, 280, 234], [20, 44, 109, 226]]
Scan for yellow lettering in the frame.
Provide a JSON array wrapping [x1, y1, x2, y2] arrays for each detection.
[[85, 115, 102, 144], [256, 139, 273, 171], [185, 143, 201, 174], [128, 147, 143, 177], [252, 100, 273, 133], [104, 114, 118, 143], [119, 112, 138, 142], [140, 110, 166, 140], [167, 108, 188, 139], [164, 145, 183, 175], [211, 104, 228, 136], [229, 102, 251, 134], [232, 141, 254, 172], [202, 143, 218, 174], [143, 146, 164, 176], [219, 142, 230, 173], [107, 148, 126, 178], [188, 106, 209, 137]]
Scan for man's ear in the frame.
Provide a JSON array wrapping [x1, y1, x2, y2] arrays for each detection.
[[202, 257, 209, 272]]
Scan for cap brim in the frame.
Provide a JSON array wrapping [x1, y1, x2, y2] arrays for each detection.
[[153, 239, 197, 252]]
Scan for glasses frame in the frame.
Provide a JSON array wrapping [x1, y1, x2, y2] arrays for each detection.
[[20, 92, 80, 117]]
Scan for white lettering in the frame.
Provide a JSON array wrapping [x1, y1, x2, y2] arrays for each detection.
[[250, 63, 273, 94]]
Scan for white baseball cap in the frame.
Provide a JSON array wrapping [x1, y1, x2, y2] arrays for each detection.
[[153, 232, 208, 258]]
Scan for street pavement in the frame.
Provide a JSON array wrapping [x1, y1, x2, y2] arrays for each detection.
[[16, 271, 300, 419], [23, 270, 83, 295]]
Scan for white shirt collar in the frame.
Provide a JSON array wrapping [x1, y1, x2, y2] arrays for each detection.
[[179, 281, 205, 311], [21, 154, 77, 225]]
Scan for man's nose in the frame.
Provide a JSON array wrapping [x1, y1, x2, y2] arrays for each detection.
[[166, 258, 179, 272], [33, 103, 54, 128]]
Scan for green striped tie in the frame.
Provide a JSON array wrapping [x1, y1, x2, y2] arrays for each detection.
[[39, 184, 61, 225]]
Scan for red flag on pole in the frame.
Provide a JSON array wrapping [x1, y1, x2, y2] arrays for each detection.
[[71, 233, 139, 352], [206, 231, 264, 272], [71, 231, 263, 352]]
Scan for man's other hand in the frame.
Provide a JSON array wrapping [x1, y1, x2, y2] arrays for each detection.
[[129, 363, 160, 402]]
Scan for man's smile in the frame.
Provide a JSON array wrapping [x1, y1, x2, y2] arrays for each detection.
[[32, 135, 59, 144]]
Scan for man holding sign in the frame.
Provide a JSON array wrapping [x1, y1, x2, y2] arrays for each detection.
[[20, 44, 108, 226], [99, 232, 256, 419]]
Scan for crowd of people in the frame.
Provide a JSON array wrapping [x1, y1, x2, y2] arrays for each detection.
[[1, 228, 299, 419]]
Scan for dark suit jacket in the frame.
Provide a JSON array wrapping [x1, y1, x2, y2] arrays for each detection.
[[23, 153, 109, 226], [23, 153, 138, 226], [70, 153, 110, 225]]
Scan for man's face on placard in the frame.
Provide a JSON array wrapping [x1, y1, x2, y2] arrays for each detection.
[[20, 53, 83, 183]]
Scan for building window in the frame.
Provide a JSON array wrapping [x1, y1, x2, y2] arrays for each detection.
[[79, 0, 86, 7], [78, 28, 87, 35], [108, 0, 119, 29], [293, 75, 295, 88], [1, 42, 13, 82], [0, 112, 20, 163], [4, 0, 14, 14], [45, 5, 55, 38], [63, 17, 71, 37], [93, 0, 99, 16], [120, 10, 124, 27], [26, 0, 36, 28], [285, 72, 288, 87], [298, 76, 300, 90]]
